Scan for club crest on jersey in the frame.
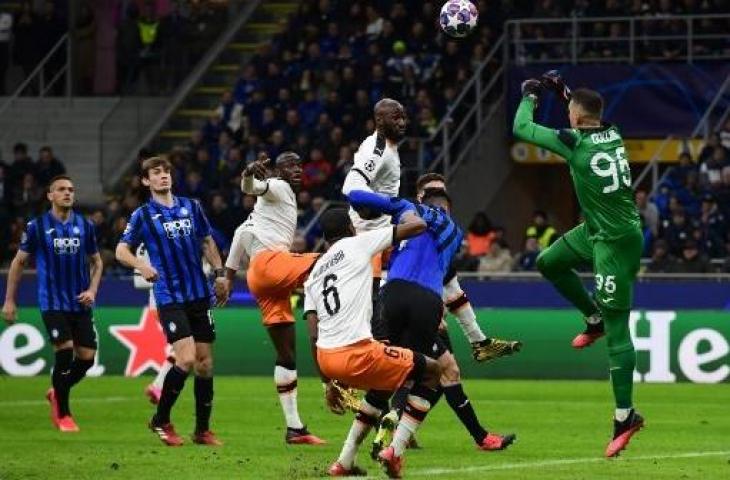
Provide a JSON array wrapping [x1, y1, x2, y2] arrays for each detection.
[[73, 226, 81, 235], [163, 218, 192, 239], [179, 207, 189, 217], [53, 237, 81, 254]]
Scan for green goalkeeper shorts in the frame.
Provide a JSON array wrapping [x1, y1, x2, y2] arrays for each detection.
[[561, 223, 643, 311]]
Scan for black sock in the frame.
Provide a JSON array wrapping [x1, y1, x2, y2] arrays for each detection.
[[444, 383, 487, 444], [155, 365, 189, 425], [432, 386, 444, 409], [391, 385, 409, 415], [52, 348, 74, 417], [67, 358, 94, 388], [194, 376, 214, 433]]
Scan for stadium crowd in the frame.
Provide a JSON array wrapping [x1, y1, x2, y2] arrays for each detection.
[[512, 0, 730, 62], [3, 121, 730, 275], [2, 0, 730, 275]]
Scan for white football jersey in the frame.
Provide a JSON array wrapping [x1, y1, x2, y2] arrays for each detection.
[[230, 178, 296, 260], [304, 228, 395, 349], [349, 131, 401, 232]]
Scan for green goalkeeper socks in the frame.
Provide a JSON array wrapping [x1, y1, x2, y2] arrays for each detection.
[[604, 307, 635, 409]]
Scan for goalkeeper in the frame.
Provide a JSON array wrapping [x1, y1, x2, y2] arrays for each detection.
[[514, 72, 644, 457]]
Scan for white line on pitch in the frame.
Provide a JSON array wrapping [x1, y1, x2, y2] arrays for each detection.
[[412, 450, 730, 476], [0, 396, 129, 406]]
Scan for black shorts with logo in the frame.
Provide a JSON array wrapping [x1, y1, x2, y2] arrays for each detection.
[[41, 310, 97, 349], [378, 279, 445, 359], [158, 300, 215, 343]]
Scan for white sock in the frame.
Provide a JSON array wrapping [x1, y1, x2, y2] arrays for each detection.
[[391, 394, 430, 456], [452, 304, 486, 343], [152, 355, 174, 389], [443, 277, 486, 343], [615, 408, 632, 422], [274, 365, 304, 429], [337, 400, 382, 468]]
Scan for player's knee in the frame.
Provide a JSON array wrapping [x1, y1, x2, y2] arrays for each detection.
[[438, 353, 460, 385], [194, 356, 214, 377], [75, 347, 96, 361], [175, 353, 196, 372]]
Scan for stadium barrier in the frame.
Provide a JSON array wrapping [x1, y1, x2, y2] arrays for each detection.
[[1, 277, 728, 382]]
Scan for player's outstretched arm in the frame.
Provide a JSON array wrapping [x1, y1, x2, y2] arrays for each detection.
[[2, 250, 30, 324], [512, 80, 574, 159], [240, 154, 271, 196], [346, 190, 415, 218]]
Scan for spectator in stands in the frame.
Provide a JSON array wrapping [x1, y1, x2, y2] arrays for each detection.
[[466, 212, 495, 257], [645, 239, 675, 273], [698, 194, 727, 257], [12, 2, 39, 93], [126, 3, 163, 93], [478, 241, 513, 273], [215, 90, 243, 134], [207, 191, 237, 241], [699, 133, 727, 164], [301, 147, 333, 197], [201, 112, 224, 145], [37, 0, 66, 95], [365, 5, 384, 38], [74, 0, 96, 94], [674, 170, 703, 217], [636, 189, 659, 236], [159, 1, 191, 93], [34, 146, 65, 187], [0, 7, 12, 95], [667, 151, 697, 187], [514, 236, 540, 271], [9, 142, 35, 187], [6, 216, 27, 261], [720, 119, 730, 150], [673, 240, 712, 273], [661, 206, 695, 256], [699, 145, 728, 190], [526, 210, 559, 250], [11, 172, 43, 218]]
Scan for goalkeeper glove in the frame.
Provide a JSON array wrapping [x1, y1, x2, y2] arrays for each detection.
[[521, 79, 543, 100], [540, 70, 572, 105]]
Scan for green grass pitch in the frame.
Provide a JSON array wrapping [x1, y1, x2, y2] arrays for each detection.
[[0, 377, 728, 479]]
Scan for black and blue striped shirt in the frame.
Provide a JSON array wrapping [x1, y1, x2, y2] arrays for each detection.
[[388, 203, 464, 297], [20, 211, 99, 312], [120, 196, 213, 306]]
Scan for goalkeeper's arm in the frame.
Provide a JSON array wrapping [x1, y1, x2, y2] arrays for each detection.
[[512, 96, 576, 159]]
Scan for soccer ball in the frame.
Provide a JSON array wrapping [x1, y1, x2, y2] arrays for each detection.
[[439, 0, 479, 38]]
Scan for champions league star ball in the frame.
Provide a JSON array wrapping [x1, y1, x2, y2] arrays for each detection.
[[439, 0, 478, 38]]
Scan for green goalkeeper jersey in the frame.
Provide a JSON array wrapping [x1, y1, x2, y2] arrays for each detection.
[[513, 97, 641, 242]]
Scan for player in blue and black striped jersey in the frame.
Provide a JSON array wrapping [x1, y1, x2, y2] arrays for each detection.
[[116, 156, 229, 447], [2, 175, 103, 433], [346, 188, 515, 477]]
